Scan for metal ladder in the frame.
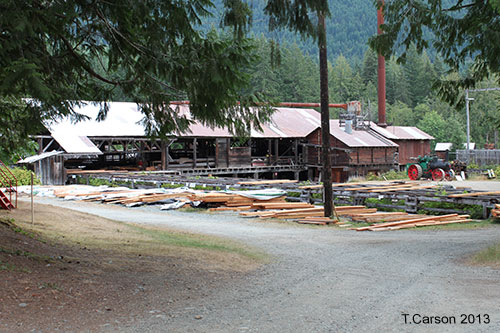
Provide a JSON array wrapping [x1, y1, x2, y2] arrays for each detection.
[[0, 159, 17, 210]]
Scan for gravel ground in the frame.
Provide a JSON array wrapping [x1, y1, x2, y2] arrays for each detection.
[[26, 197, 500, 332]]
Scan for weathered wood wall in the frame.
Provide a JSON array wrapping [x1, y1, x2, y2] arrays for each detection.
[[396, 140, 431, 165], [228, 147, 251, 167]]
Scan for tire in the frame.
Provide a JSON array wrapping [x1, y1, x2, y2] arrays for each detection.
[[432, 168, 445, 181], [408, 164, 423, 180]]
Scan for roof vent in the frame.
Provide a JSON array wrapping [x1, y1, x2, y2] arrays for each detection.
[[345, 120, 353, 134]]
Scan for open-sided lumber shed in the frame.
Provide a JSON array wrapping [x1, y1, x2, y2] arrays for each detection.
[[33, 102, 321, 180]]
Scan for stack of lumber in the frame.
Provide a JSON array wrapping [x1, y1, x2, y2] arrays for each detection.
[[350, 211, 414, 223], [239, 205, 372, 220], [199, 193, 286, 210], [354, 213, 472, 231], [296, 217, 332, 225], [448, 191, 500, 198], [238, 179, 298, 185], [491, 204, 500, 218]]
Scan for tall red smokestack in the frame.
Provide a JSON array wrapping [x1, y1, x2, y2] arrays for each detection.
[[377, 0, 387, 127]]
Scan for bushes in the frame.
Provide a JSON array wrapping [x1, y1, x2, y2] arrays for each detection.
[[365, 170, 407, 181], [0, 167, 40, 186]]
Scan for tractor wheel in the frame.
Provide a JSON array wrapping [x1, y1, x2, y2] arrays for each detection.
[[432, 168, 445, 181], [408, 164, 423, 180], [445, 169, 455, 181]]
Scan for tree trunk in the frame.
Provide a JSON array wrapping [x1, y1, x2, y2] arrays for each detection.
[[318, 12, 333, 217]]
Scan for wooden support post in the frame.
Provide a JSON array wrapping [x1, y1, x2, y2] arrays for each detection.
[[294, 139, 299, 165], [161, 141, 167, 170], [226, 138, 230, 168], [253, 172, 259, 179], [268, 139, 272, 165], [37, 138, 43, 154], [294, 171, 300, 180], [274, 139, 279, 164], [483, 203, 489, 219], [193, 138, 197, 168], [308, 168, 314, 181], [215, 139, 219, 168], [166, 144, 170, 170]]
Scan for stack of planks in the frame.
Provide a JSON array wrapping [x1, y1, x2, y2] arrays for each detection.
[[491, 204, 500, 218], [354, 213, 472, 231], [204, 193, 287, 211], [239, 205, 374, 221]]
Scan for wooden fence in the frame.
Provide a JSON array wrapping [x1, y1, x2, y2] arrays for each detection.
[[456, 149, 500, 165]]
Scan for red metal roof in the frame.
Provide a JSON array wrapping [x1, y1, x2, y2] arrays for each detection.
[[370, 123, 434, 140], [329, 120, 398, 148], [47, 102, 323, 139]]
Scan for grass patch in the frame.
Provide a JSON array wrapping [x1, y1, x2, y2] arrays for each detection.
[[472, 242, 500, 266], [0, 260, 31, 273], [127, 224, 265, 261], [0, 247, 53, 263], [2, 201, 265, 272]]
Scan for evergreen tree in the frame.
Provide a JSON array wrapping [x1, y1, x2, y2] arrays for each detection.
[[386, 57, 409, 105], [370, 0, 500, 106], [361, 48, 378, 85], [0, 0, 268, 154]]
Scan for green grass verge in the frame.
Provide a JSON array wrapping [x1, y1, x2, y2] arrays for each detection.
[[472, 242, 500, 266], [127, 224, 266, 261]]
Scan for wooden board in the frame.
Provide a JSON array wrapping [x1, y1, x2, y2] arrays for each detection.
[[448, 191, 500, 198]]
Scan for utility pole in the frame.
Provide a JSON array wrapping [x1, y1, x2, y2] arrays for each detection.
[[464, 87, 500, 162], [318, 11, 333, 217], [377, 0, 387, 127], [465, 89, 471, 162]]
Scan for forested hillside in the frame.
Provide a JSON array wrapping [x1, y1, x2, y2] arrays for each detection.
[[245, 38, 500, 150], [209, 0, 377, 62]]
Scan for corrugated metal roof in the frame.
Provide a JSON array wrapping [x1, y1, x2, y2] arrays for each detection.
[[330, 120, 399, 148], [46, 102, 322, 139], [370, 124, 434, 140], [435, 143, 453, 151], [17, 151, 63, 164], [47, 102, 146, 137], [51, 131, 102, 154]]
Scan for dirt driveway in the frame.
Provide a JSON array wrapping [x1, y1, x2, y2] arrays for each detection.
[[20, 197, 500, 333]]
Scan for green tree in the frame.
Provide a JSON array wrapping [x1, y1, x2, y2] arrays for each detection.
[[370, 0, 500, 106], [329, 55, 354, 102], [361, 48, 378, 85], [386, 57, 409, 105], [417, 110, 466, 151], [0, 0, 269, 155], [276, 44, 320, 102]]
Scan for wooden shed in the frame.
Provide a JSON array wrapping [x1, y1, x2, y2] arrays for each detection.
[[305, 120, 399, 182], [370, 124, 434, 167], [17, 151, 66, 185]]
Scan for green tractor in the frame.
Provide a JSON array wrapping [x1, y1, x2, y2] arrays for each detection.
[[406, 155, 455, 181]]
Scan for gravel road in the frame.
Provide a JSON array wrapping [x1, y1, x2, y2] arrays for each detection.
[[29, 197, 500, 332]]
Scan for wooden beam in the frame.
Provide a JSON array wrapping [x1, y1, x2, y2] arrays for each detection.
[[161, 141, 167, 170], [448, 191, 500, 198]]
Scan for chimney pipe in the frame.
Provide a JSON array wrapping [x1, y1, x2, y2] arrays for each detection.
[[377, 0, 387, 127]]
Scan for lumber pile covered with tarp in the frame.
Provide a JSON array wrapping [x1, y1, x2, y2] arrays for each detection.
[[17, 185, 476, 229], [17, 185, 289, 210]]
